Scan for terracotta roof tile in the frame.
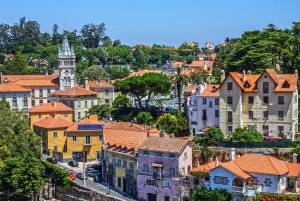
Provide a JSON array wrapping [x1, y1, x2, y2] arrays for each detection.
[[139, 137, 189, 153], [128, 70, 162, 77], [184, 85, 198, 94], [33, 116, 73, 129], [219, 161, 251, 179], [66, 118, 103, 132], [89, 80, 114, 87], [10, 79, 59, 87], [50, 86, 97, 96], [29, 102, 73, 113], [0, 84, 31, 92], [2, 75, 58, 82], [197, 84, 220, 97], [286, 163, 300, 177], [191, 161, 222, 173]]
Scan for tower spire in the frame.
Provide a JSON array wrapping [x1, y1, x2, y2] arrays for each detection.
[[61, 28, 71, 56]]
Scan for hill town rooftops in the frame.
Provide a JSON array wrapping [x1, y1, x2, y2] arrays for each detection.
[[49, 86, 97, 97], [29, 102, 72, 113]]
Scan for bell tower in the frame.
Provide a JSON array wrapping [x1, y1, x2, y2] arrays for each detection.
[[57, 29, 76, 90]]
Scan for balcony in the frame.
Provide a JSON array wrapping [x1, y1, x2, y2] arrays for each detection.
[[202, 116, 207, 121], [231, 186, 246, 194], [227, 118, 232, 122], [153, 172, 162, 180], [84, 141, 92, 145], [231, 185, 262, 196]]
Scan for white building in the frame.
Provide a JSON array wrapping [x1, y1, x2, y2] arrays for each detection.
[[187, 83, 220, 135]]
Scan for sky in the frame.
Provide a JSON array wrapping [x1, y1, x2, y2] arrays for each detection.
[[1, 0, 300, 47]]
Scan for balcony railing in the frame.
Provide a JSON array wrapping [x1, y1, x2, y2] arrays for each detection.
[[153, 172, 162, 179], [231, 186, 246, 193]]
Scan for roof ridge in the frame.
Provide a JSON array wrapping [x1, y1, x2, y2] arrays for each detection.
[[267, 155, 281, 175]]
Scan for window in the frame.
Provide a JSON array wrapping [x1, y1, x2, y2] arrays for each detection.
[[170, 168, 175, 175], [191, 121, 197, 125], [39, 100, 43, 104], [53, 132, 57, 138], [123, 161, 127, 169], [91, 100, 94, 106], [202, 109, 207, 120], [190, 112, 193, 116], [170, 153, 175, 158], [64, 131, 67, 137], [163, 181, 170, 189], [31, 89, 35, 97], [278, 111, 284, 119], [38, 114, 42, 119], [105, 99, 109, 104], [209, 101, 212, 108], [85, 111, 88, 117], [228, 126, 233, 133], [23, 96, 28, 108], [105, 89, 109, 94], [182, 167, 185, 174], [184, 152, 187, 158], [118, 177, 121, 187], [278, 96, 284, 104], [39, 89, 43, 97], [99, 135, 102, 141], [165, 196, 170, 201], [130, 162, 134, 170], [143, 150, 148, 155], [47, 88, 51, 95], [12, 96, 17, 108], [143, 164, 148, 172], [227, 111, 232, 122], [31, 100, 35, 107], [263, 126, 269, 134], [202, 98, 207, 105], [78, 112, 81, 119], [145, 179, 156, 186], [278, 126, 284, 134], [112, 158, 116, 168], [264, 178, 272, 187], [248, 125, 255, 130], [227, 96, 233, 104], [263, 96, 269, 104], [84, 101, 88, 108], [85, 135, 91, 145], [227, 82, 233, 90], [72, 135, 77, 142], [118, 159, 121, 167], [106, 156, 109, 164], [263, 111, 268, 119], [213, 176, 228, 185], [248, 111, 253, 118], [215, 98, 219, 105], [64, 113, 68, 117], [263, 82, 269, 93], [248, 96, 254, 104], [53, 146, 58, 151], [78, 101, 81, 108], [215, 110, 219, 118], [157, 152, 162, 157]]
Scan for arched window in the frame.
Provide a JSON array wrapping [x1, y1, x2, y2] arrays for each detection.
[[12, 96, 17, 108], [23, 96, 28, 108]]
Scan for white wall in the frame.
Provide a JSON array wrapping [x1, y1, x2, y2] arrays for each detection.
[[209, 166, 240, 191], [0, 91, 31, 111], [246, 172, 284, 193]]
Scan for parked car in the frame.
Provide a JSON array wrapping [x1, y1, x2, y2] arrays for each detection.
[[91, 164, 102, 171], [68, 173, 75, 180], [47, 157, 58, 164], [76, 172, 87, 180], [86, 170, 97, 177], [68, 160, 79, 167], [85, 167, 94, 172]]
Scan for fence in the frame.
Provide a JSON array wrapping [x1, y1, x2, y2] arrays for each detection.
[[220, 141, 300, 148]]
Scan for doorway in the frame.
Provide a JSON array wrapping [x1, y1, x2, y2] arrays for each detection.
[[123, 178, 127, 193]]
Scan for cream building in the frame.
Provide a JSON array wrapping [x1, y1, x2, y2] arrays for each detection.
[[219, 69, 298, 140]]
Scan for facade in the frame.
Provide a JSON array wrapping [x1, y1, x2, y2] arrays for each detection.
[[209, 152, 300, 200], [0, 84, 31, 112], [29, 102, 73, 128], [187, 83, 220, 135], [219, 69, 299, 140], [137, 134, 192, 201], [49, 86, 98, 122]]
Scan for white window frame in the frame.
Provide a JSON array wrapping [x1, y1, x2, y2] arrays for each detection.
[[63, 131, 67, 137], [72, 135, 77, 142], [53, 131, 58, 138], [163, 181, 170, 189]]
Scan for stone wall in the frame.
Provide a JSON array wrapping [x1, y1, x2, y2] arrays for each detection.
[[56, 184, 122, 201]]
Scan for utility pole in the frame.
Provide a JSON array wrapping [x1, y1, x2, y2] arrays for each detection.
[[83, 151, 86, 187]]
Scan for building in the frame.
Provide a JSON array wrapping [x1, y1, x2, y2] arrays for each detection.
[[219, 69, 299, 140], [181, 41, 199, 47], [203, 41, 214, 51], [0, 83, 31, 112], [187, 83, 220, 135], [49, 86, 98, 122], [29, 102, 73, 128], [137, 134, 192, 201], [102, 122, 160, 198], [188, 60, 213, 75], [209, 151, 300, 200]]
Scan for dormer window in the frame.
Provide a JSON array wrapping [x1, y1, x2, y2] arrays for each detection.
[[282, 81, 290, 88], [212, 86, 217, 92]]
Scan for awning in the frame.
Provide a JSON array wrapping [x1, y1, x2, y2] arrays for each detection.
[[152, 163, 163, 168]]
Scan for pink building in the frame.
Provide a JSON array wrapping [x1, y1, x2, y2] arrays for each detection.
[[137, 131, 192, 201]]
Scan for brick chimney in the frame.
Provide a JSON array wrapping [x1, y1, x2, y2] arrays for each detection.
[[159, 130, 165, 138], [52, 102, 57, 107], [293, 153, 297, 163]]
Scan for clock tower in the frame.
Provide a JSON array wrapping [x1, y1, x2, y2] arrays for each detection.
[[57, 32, 76, 90]]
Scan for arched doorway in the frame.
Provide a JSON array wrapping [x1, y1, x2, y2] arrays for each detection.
[[232, 178, 243, 187]]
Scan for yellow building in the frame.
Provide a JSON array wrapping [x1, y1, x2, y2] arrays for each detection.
[[219, 69, 298, 140], [29, 102, 73, 128], [103, 122, 161, 198]]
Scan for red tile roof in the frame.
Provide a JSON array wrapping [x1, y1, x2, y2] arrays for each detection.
[[139, 137, 189, 153], [10, 79, 59, 87], [286, 163, 300, 177], [2, 75, 58, 82], [197, 84, 220, 97], [33, 116, 73, 129], [0, 84, 31, 92], [191, 161, 222, 173], [128, 70, 162, 77], [219, 160, 251, 179], [50, 86, 97, 96], [29, 102, 73, 113], [66, 118, 103, 132]]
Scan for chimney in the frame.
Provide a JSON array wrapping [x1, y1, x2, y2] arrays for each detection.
[[99, 80, 102, 86], [197, 160, 200, 167], [0, 72, 2, 84], [295, 70, 298, 75], [52, 102, 57, 107], [293, 153, 297, 163], [159, 130, 165, 138], [84, 77, 89, 90], [242, 70, 246, 83], [220, 70, 225, 83], [209, 157, 213, 162], [54, 113, 57, 118], [247, 70, 251, 75], [144, 124, 146, 130], [147, 130, 150, 137], [107, 122, 110, 128], [171, 134, 175, 139], [130, 120, 133, 127], [230, 148, 235, 161], [215, 157, 219, 167]]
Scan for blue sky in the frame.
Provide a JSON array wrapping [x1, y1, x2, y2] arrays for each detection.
[[2, 0, 300, 47]]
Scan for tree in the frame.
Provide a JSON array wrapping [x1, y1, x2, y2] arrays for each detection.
[[230, 127, 263, 143], [7, 52, 27, 74], [81, 65, 110, 81], [291, 144, 300, 163], [112, 94, 130, 108], [102, 36, 112, 47], [133, 47, 148, 68], [137, 112, 153, 125], [201, 127, 224, 146], [113, 39, 121, 47], [156, 112, 189, 136], [190, 69, 209, 85], [190, 187, 232, 201], [80, 23, 106, 48], [88, 104, 112, 120]]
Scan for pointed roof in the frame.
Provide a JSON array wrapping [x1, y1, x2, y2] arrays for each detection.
[[49, 86, 97, 97], [61, 35, 71, 56], [33, 116, 74, 129]]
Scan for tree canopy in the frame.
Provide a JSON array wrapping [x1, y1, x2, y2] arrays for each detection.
[[112, 94, 130, 108], [137, 112, 153, 125], [190, 187, 232, 201], [201, 127, 224, 147], [156, 112, 189, 136], [229, 127, 264, 143], [88, 104, 112, 120], [81, 65, 110, 81]]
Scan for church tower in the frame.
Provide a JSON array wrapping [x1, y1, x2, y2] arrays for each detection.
[[57, 31, 76, 90]]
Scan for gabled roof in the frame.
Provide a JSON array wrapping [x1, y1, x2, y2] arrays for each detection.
[[33, 116, 74, 129], [10, 79, 59, 87], [197, 84, 220, 97], [139, 137, 189, 153], [0, 84, 31, 92], [50, 86, 97, 96], [219, 161, 251, 179], [29, 102, 73, 113], [191, 161, 223, 173], [66, 118, 103, 132], [286, 163, 300, 177], [89, 80, 114, 88]]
